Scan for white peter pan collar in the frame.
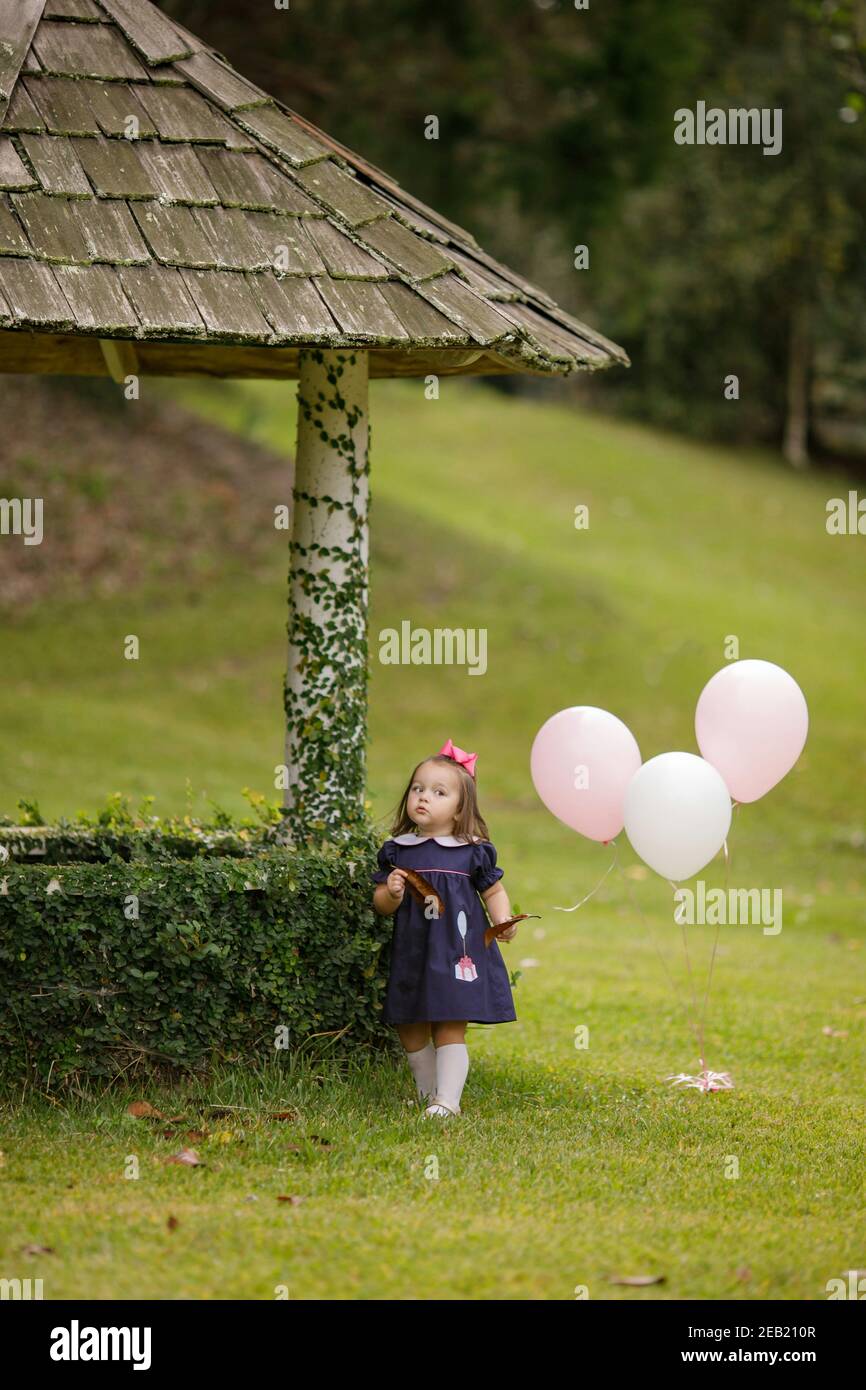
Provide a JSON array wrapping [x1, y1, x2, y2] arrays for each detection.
[[392, 833, 482, 847]]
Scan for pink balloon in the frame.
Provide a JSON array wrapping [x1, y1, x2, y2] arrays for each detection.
[[530, 706, 642, 842], [695, 659, 808, 803]]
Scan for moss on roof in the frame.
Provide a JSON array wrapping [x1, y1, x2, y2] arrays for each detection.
[[0, 0, 628, 374]]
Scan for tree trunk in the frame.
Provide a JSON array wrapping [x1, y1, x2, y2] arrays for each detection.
[[783, 299, 810, 469], [283, 349, 370, 839]]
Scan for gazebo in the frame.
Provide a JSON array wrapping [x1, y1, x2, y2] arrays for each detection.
[[0, 0, 627, 838]]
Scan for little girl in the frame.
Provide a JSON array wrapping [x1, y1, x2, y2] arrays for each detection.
[[371, 738, 519, 1118]]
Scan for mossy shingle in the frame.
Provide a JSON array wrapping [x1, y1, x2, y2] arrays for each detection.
[[0, 0, 627, 373]]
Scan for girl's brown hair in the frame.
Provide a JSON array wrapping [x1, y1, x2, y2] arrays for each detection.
[[387, 754, 491, 842]]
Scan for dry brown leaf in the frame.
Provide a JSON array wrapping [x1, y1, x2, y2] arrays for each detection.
[[269, 1111, 298, 1122], [166, 1215, 179, 1232], [484, 913, 541, 947], [22, 1244, 54, 1256], [276, 1194, 304, 1205], [388, 860, 445, 917], [127, 1101, 164, 1119]]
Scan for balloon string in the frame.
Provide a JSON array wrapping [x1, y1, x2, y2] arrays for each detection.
[[677, 800, 741, 1073], [619, 868, 702, 1051], [672, 881, 707, 1071], [552, 838, 619, 912], [694, 836, 729, 1066], [695, 795, 739, 1050]]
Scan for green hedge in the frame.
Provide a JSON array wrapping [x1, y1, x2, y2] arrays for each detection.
[[0, 822, 284, 865], [0, 810, 393, 1086], [0, 791, 294, 864]]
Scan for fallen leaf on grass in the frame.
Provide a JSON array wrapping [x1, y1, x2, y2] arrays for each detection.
[[607, 1274, 665, 1286], [127, 1101, 164, 1119], [162, 1148, 204, 1167], [22, 1244, 54, 1256], [269, 1111, 298, 1122], [166, 1215, 179, 1232], [276, 1195, 304, 1205], [822, 1026, 849, 1038]]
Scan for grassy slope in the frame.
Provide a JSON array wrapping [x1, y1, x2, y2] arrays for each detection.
[[1, 377, 863, 1299]]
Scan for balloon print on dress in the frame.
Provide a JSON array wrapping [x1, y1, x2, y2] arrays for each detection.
[[454, 910, 477, 981]]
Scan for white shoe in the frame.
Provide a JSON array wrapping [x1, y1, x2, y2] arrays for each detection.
[[424, 1099, 461, 1117]]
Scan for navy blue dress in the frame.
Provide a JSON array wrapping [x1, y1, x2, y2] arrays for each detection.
[[371, 834, 517, 1025]]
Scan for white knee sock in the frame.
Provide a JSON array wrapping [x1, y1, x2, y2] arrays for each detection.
[[433, 1042, 469, 1112], [405, 1041, 437, 1100]]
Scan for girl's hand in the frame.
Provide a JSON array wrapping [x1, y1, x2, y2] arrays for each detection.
[[386, 868, 407, 902], [496, 922, 518, 941]]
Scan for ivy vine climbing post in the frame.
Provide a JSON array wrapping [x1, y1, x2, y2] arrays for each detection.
[[283, 348, 371, 839]]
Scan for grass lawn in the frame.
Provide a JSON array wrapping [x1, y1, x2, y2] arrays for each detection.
[[1, 376, 863, 1299]]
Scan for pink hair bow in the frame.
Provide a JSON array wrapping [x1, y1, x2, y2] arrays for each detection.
[[437, 738, 477, 779]]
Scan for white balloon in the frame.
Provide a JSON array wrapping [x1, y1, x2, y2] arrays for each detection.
[[624, 752, 732, 882]]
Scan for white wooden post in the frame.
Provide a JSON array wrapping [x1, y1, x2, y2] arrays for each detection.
[[283, 349, 370, 837]]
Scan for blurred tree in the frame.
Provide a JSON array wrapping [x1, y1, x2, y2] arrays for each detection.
[[590, 0, 866, 463], [160, 0, 866, 463]]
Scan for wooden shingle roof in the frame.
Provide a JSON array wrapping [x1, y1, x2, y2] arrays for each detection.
[[0, 0, 628, 380]]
